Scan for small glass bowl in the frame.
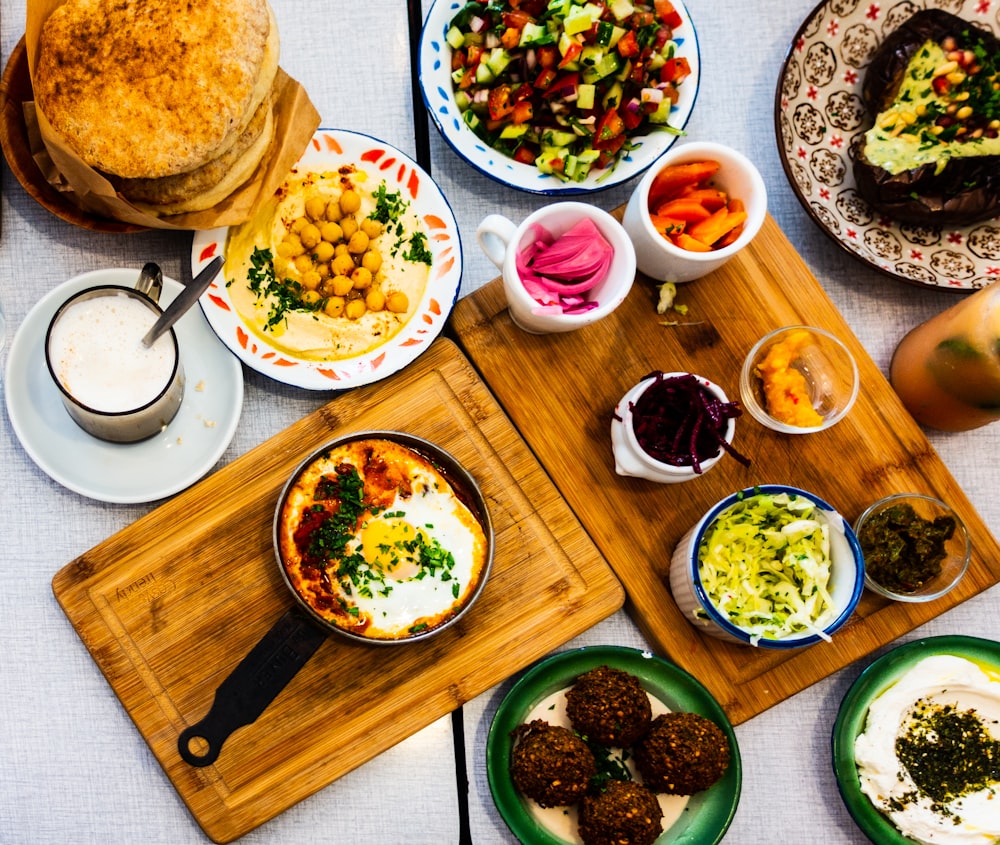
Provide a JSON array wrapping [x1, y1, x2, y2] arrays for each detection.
[[853, 493, 971, 602], [739, 325, 859, 434]]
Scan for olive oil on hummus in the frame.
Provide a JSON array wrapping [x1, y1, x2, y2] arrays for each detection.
[[854, 654, 1000, 845], [224, 164, 432, 361]]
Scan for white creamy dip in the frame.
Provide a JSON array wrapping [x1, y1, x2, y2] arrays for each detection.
[[854, 654, 1000, 845], [224, 165, 430, 362], [520, 687, 689, 844]]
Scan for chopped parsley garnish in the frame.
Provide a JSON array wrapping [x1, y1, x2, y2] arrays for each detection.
[[403, 231, 434, 266], [301, 467, 458, 600], [239, 246, 318, 330]]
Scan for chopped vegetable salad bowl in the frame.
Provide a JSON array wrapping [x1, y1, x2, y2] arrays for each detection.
[[669, 485, 864, 648], [418, 0, 701, 194]]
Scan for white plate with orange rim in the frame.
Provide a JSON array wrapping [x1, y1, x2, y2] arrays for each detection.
[[191, 127, 463, 390]]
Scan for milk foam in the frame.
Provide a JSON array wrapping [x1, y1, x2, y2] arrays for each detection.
[[48, 292, 177, 413]]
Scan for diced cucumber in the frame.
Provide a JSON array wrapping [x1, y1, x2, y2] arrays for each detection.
[[535, 146, 570, 175], [462, 110, 482, 132], [579, 45, 605, 68], [563, 6, 595, 35], [581, 52, 621, 83], [451, 67, 466, 86], [608, 0, 634, 21], [499, 123, 529, 140], [519, 22, 550, 47], [541, 128, 578, 147], [453, 89, 471, 112], [446, 25, 465, 50], [602, 80, 623, 109], [485, 47, 512, 77], [576, 83, 596, 111], [648, 99, 681, 125], [475, 61, 495, 84]]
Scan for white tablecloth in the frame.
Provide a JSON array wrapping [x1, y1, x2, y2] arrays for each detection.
[[1, 1, 998, 843]]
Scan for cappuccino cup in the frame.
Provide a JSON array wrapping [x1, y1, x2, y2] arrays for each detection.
[[45, 270, 184, 443]]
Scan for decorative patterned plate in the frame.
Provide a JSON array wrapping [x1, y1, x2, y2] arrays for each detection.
[[190, 128, 462, 390], [418, 0, 701, 195], [487, 646, 741, 845], [775, 0, 1000, 290]]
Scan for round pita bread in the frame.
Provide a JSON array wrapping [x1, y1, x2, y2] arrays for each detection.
[[35, 0, 278, 179]]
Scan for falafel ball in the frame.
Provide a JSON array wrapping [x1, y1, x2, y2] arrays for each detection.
[[566, 665, 652, 748], [510, 720, 597, 807], [633, 711, 730, 795], [578, 779, 664, 845]]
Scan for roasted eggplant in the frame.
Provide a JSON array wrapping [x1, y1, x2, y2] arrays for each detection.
[[852, 9, 1000, 226]]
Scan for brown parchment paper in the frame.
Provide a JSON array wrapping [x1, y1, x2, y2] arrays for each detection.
[[23, 0, 320, 230]]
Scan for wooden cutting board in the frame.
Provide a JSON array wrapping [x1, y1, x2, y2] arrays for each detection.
[[51, 338, 624, 843], [450, 212, 1000, 725]]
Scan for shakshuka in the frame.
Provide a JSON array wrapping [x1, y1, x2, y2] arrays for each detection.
[[277, 438, 489, 640]]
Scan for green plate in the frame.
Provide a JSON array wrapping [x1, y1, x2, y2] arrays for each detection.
[[832, 634, 1000, 844], [486, 646, 741, 845]]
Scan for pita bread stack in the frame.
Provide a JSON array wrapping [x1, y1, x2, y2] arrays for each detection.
[[33, 0, 281, 217]]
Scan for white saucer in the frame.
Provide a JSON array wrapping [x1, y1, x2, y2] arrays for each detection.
[[4, 269, 244, 504]]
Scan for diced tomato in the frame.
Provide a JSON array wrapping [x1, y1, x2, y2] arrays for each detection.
[[629, 10, 655, 27], [456, 68, 475, 91], [653, 0, 683, 29], [511, 99, 534, 124], [592, 107, 625, 149], [512, 82, 533, 102], [502, 9, 532, 29], [621, 105, 644, 130], [451, 49, 466, 72], [534, 67, 557, 90], [660, 56, 691, 84], [616, 29, 640, 58], [488, 84, 515, 121], [500, 26, 521, 50], [536, 45, 559, 69], [559, 39, 583, 68], [542, 72, 580, 99], [466, 45, 484, 68], [628, 59, 647, 84], [513, 145, 537, 165]]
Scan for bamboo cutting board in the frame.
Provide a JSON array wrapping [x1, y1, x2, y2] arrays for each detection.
[[450, 212, 1000, 726], [51, 338, 624, 843]]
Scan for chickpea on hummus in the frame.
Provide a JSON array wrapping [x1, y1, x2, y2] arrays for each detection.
[[224, 164, 433, 361], [854, 654, 1000, 845]]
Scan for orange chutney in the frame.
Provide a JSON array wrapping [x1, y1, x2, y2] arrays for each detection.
[[754, 330, 825, 427]]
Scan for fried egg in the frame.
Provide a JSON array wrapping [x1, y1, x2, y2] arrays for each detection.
[[278, 437, 490, 640]]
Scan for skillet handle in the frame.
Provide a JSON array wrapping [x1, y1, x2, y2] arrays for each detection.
[[177, 606, 328, 767]]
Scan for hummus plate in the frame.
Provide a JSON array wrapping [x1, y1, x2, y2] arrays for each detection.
[[833, 635, 1000, 845], [191, 128, 462, 390]]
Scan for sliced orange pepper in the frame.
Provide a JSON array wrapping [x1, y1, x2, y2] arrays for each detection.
[[653, 198, 712, 224], [647, 160, 720, 211], [672, 232, 714, 252]]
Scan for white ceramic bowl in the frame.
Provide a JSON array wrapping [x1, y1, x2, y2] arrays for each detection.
[[669, 485, 864, 648], [477, 201, 636, 334], [418, 0, 701, 195], [622, 140, 767, 281], [611, 371, 737, 483]]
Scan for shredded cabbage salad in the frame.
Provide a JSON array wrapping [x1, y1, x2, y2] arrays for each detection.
[[696, 492, 835, 644]]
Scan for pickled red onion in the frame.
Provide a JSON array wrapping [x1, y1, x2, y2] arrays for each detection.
[[516, 218, 614, 314]]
